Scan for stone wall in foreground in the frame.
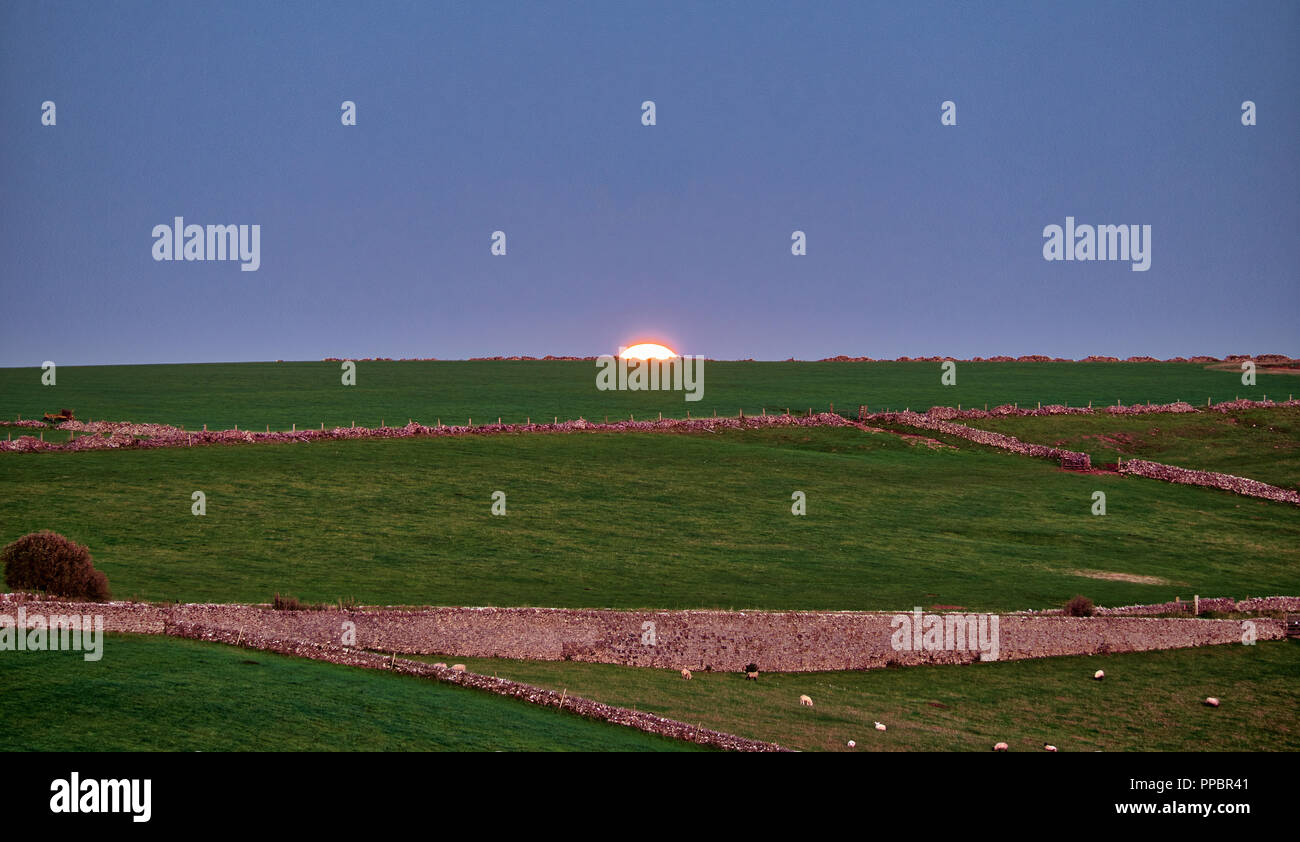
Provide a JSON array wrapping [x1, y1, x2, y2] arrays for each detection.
[[2, 595, 1285, 673], [163, 620, 786, 752]]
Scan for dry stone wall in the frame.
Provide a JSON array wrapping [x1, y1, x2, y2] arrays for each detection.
[[2, 595, 1284, 673], [871, 411, 1092, 469], [1118, 459, 1300, 505], [0, 411, 853, 453]]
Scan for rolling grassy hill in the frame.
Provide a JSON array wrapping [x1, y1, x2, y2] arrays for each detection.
[[1, 360, 1288, 430], [0, 634, 708, 752], [2, 426, 1295, 610]]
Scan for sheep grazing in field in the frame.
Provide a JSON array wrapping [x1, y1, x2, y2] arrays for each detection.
[[874, 722, 887, 732], [799, 694, 814, 707], [451, 664, 466, 672], [1094, 670, 1105, 680], [847, 740, 856, 748], [1205, 697, 1220, 707], [1044, 744, 1058, 752], [680, 668, 692, 680], [993, 742, 1009, 752]]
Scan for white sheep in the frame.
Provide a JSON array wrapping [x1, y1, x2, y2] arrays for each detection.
[[874, 721, 887, 731], [680, 668, 692, 680], [1093, 670, 1105, 680], [1205, 697, 1220, 707], [799, 694, 814, 707], [1044, 744, 1058, 752], [451, 663, 466, 672], [993, 741, 1009, 751], [847, 740, 856, 748]]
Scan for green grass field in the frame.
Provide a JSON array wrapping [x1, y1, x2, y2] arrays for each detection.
[[3, 360, 1296, 755], [961, 407, 1300, 490], [2, 426, 1296, 610], [410, 641, 1300, 752], [0, 633, 707, 752], [1, 360, 1288, 430]]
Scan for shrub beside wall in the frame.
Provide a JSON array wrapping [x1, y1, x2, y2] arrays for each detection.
[[1, 531, 110, 602]]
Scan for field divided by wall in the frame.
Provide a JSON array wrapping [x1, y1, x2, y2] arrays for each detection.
[[2, 427, 1296, 611], [1, 360, 1290, 431]]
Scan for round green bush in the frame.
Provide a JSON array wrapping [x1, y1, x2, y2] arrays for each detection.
[[2, 531, 110, 602]]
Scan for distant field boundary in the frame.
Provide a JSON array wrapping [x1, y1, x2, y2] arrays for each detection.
[[863, 397, 1299, 421], [0, 411, 855, 452], [2, 398, 1295, 454], [4, 595, 1290, 674], [869, 410, 1093, 469], [868, 400, 1300, 505], [5, 399, 1295, 504]]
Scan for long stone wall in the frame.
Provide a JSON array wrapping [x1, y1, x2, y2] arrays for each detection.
[[0, 411, 853, 453], [2, 595, 1285, 673], [870, 410, 1092, 469], [873, 403, 1300, 502], [1118, 458, 1300, 505]]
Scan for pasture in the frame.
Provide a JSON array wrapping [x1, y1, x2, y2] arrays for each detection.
[[0, 360, 1286, 430], [0, 633, 707, 752], [1, 426, 1296, 610], [410, 640, 1300, 752]]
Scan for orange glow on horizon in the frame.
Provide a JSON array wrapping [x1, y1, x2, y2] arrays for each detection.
[[619, 342, 678, 360]]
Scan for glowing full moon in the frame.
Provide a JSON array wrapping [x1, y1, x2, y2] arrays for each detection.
[[619, 342, 677, 360]]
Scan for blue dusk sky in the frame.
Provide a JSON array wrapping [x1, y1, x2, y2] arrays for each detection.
[[1, 0, 1296, 365]]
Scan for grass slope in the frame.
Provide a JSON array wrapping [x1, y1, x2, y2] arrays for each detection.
[[0, 360, 1286, 430], [962, 407, 1300, 490], [2, 427, 1296, 609], [411, 641, 1300, 752], [0, 633, 706, 752]]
